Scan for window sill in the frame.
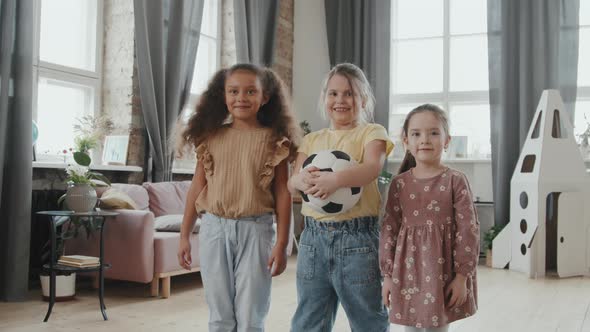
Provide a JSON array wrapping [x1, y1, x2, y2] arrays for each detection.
[[33, 161, 143, 173], [389, 158, 492, 164], [172, 168, 194, 175]]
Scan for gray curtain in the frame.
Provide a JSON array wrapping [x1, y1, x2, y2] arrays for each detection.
[[487, 0, 580, 227], [234, 0, 280, 66], [324, 0, 391, 128], [0, 0, 33, 301], [134, 0, 204, 182]]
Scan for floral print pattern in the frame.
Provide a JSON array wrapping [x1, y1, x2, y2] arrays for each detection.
[[379, 168, 479, 328]]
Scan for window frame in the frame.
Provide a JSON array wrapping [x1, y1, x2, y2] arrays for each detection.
[[390, 0, 490, 160], [32, 0, 104, 160]]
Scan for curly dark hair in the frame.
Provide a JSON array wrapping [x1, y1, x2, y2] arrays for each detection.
[[178, 63, 300, 160]]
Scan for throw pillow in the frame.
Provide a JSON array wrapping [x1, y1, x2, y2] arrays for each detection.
[[99, 189, 138, 210], [154, 214, 200, 233]]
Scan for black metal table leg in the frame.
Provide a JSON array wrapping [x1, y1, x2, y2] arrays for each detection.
[[98, 217, 108, 320], [43, 270, 55, 322], [43, 218, 57, 322]]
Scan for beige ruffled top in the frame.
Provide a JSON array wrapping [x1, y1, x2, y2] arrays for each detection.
[[195, 125, 290, 219]]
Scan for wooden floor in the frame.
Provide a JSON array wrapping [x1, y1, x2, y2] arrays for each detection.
[[1, 256, 590, 332]]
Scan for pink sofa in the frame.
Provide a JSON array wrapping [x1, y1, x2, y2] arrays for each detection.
[[68, 181, 199, 298], [68, 181, 294, 299]]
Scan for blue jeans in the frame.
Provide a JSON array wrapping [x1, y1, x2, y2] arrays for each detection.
[[291, 216, 389, 332], [199, 212, 276, 332]]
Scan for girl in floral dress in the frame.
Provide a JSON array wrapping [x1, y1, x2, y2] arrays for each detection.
[[379, 104, 479, 332]]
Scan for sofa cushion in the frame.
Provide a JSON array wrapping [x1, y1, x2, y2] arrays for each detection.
[[98, 184, 149, 211], [143, 181, 191, 217], [99, 188, 138, 210], [154, 214, 200, 233], [154, 232, 199, 273]]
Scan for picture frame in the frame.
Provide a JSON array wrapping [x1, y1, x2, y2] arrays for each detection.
[[448, 136, 468, 158], [102, 135, 129, 165]]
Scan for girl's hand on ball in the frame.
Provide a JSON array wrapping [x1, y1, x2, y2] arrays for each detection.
[[301, 166, 320, 185], [305, 171, 339, 199], [295, 167, 318, 191]]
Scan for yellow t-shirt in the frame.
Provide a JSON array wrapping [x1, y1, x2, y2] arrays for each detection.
[[298, 123, 394, 221]]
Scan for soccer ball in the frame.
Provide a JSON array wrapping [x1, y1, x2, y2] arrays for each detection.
[[300, 150, 362, 215]]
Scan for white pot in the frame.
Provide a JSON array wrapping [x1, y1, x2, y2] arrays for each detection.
[[40, 273, 76, 301], [65, 183, 97, 212]]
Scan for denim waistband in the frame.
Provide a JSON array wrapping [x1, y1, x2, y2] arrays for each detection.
[[304, 216, 378, 232], [204, 212, 274, 223]]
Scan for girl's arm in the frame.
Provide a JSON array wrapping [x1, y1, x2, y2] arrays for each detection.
[[178, 161, 207, 270], [306, 139, 386, 199], [287, 152, 315, 194], [380, 179, 403, 308], [451, 173, 480, 278], [445, 172, 479, 308], [268, 159, 292, 276], [379, 179, 403, 277]]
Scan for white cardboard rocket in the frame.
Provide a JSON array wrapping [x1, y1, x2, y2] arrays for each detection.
[[492, 90, 590, 278]]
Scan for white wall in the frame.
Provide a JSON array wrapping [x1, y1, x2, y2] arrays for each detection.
[[293, 0, 330, 131]]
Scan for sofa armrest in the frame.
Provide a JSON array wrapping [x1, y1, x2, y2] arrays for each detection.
[[66, 209, 156, 284]]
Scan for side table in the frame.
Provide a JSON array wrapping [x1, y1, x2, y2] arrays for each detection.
[[36, 210, 118, 322]]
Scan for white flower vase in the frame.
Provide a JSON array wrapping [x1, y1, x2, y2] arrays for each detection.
[[65, 183, 97, 212]]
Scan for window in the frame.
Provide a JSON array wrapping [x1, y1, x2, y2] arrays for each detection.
[[178, 0, 221, 124], [390, 0, 490, 159], [573, 0, 590, 149], [33, 0, 102, 161], [190, 0, 221, 96], [174, 0, 221, 172]]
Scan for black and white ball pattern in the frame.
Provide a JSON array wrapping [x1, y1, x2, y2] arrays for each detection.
[[300, 150, 362, 215]]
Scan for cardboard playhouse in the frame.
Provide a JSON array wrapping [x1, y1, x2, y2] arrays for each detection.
[[492, 90, 590, 278]]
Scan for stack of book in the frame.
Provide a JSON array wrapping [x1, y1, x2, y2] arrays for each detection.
[[58, 255, 100, 268]]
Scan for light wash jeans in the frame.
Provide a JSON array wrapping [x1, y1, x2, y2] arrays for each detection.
[[199, 212, 276, 332], [291, 216, 389, 332]]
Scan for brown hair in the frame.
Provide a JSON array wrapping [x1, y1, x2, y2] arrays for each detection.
[[398, 104, 450, 174], [178, 63, 300, 160], [317, 63, 375, 126]]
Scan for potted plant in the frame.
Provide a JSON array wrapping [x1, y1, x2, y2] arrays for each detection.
[[60, 163, 110, 212], [483, 224, 505, 267], [577, 118, 590, 157], [300, 120, 311, 136], [58, 120, 112, 212], [73, 114, 114, 162]]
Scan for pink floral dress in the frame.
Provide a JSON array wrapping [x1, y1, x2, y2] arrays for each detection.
[[379, 168, 479, 328]]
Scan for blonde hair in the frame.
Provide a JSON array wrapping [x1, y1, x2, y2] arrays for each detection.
[[317, 63, 375, 126]]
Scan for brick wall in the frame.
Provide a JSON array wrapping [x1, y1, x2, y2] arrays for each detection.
[[221, 0, 237, 68], [103, 0, 144, 184], [273, 0, 294, 91]]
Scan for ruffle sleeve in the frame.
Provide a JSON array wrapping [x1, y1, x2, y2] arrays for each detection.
[[196, 144, 214, 177], [259, 137, 290, 189]]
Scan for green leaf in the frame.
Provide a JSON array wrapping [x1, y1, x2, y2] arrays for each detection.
[[73, 151, 91, 166]]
